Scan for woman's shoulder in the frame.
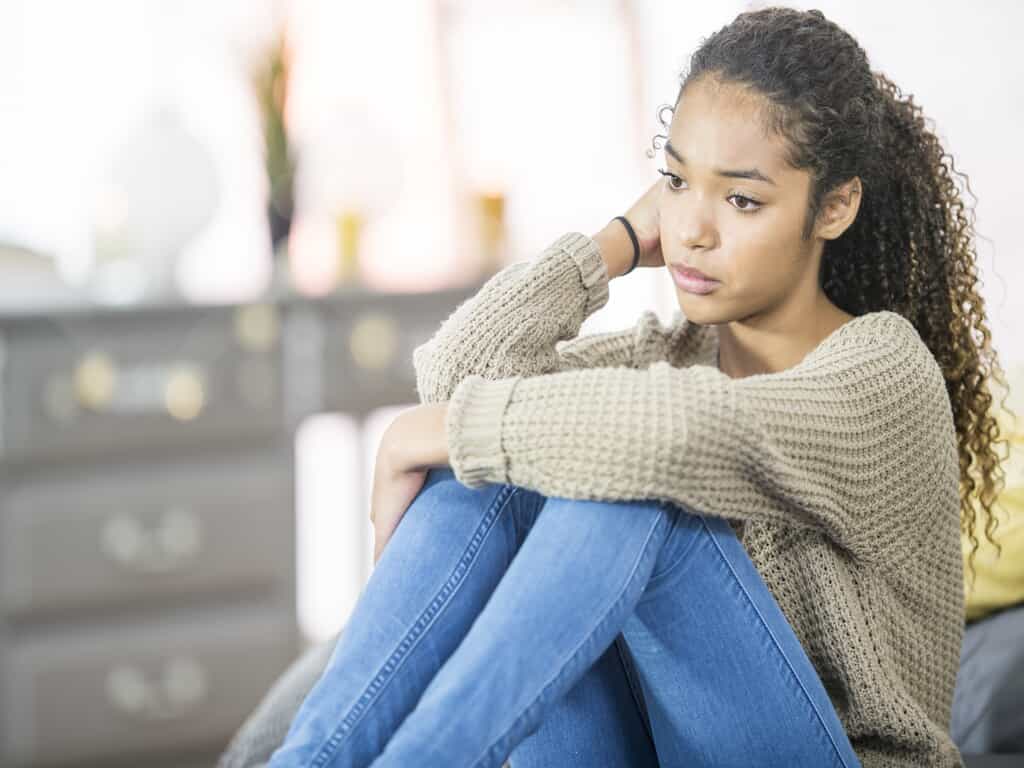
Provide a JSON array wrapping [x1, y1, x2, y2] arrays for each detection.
[[810, 309, 935, 367], [804, 309, 952, 419], [845, 308, 918, 335], [820, 309, 917, 344]]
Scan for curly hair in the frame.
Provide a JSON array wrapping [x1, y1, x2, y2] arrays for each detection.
[[647, 6, 1015, 591]]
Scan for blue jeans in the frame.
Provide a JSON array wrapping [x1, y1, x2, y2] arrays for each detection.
[[268, 466, 861, 767]]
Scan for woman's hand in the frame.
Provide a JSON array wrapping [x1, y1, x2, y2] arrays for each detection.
[[622, 177, 666, 270], [594, 178, 666, 279], [370, 403, 450, 565]]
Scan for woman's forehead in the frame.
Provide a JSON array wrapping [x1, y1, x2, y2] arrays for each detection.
[[668, 86, 792, 182]]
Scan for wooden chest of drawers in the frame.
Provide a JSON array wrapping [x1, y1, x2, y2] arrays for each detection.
[[0, 282, 478, 767]]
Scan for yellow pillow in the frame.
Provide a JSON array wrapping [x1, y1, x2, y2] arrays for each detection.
[[963, 364, 1024, 622]]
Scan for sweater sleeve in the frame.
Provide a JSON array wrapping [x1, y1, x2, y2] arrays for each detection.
[[444, 314, 960, 563], [414, 232, 645, 404]]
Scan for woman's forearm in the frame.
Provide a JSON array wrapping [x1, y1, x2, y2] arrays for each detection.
[[591, 221, 635, 280]]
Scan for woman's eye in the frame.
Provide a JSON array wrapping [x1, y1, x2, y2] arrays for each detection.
[[657, 168, 685, 191], [728, 194, 762, 213]]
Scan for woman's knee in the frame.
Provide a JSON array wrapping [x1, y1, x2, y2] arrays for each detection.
[[415, 469, 545, 550], [524, 495, 675, 581]]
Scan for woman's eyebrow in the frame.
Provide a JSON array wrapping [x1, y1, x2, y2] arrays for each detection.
[[664, 140, 777, 186]]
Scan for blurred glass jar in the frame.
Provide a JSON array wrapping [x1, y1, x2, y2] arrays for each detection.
[[87, 107, 220, 305]]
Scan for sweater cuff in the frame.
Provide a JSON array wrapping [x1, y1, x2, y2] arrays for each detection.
[[549, 232, 610, 317], [446, 374, 521, 488]]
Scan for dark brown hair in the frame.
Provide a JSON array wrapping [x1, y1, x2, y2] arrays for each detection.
[[649, 6, 1014, 588]]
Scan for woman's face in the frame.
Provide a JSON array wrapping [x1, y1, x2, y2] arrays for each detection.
[[659, 77, 825, 325]]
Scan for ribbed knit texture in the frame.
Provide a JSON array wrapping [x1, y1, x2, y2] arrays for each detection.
[[413, 231, 966, 767]]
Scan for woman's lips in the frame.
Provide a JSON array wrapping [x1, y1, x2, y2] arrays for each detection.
[[671, 265, 720, 295]]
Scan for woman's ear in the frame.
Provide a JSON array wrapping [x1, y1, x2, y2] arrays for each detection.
[[816, 177, 862, 240]]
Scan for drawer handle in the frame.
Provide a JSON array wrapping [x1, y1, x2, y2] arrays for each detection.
[[349, 313, 399, 370], [70, 354, 208, 420], [72, 352, 118, 411], [105, 656, 209, 720], [101, 508, 202, 573]]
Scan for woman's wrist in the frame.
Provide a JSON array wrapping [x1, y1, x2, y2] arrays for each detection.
[[384, 403, 451, 472], [591, 221, 634, 280]]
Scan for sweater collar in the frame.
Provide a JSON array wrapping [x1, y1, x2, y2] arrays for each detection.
[[693, 310, 902, 375]]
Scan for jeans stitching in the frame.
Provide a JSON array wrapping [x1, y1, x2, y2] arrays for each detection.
[[308, 482, 518, 768], [468, 507, 667, 768], [617, 502, 697, 753], [644, 502, 702, 588], [613, 635, 658, 754], [701, 515, 858, 767]]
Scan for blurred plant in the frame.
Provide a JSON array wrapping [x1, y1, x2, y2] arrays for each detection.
[[250, 24, 296, 262]]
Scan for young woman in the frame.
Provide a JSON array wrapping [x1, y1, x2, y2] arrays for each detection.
[[264, 7, 1010, 767]]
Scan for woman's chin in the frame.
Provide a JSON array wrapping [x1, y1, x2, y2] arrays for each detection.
[[675, 290, 722, 323]]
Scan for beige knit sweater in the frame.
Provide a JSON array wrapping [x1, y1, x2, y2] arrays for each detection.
[[413, 231, 966, 767]]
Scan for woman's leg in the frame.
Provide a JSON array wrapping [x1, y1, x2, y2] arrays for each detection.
[[617, 510, 861, 767], [371, 495, 862, 768], [507, 633, 659, 767], [266, 467, 539, 767], [266, 467, 654, 767]]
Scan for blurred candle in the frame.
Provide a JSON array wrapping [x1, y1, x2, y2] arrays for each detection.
[[475, 189, 507, 278], [335, 208, 364, 286]]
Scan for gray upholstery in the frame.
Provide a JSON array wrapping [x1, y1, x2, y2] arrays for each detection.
[[952, 602, 1024, 755], [218, 638, 337, 768], [960, 757, 1024, 767], [220, 604, 1024, 767]]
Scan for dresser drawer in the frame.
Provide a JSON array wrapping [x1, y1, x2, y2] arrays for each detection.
[[320, 285, 479, 413], [2, 608, 299, 767], [0, 302, 284, 462], [1, 446, 293, 619]]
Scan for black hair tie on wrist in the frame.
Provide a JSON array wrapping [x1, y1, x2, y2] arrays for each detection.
[[612, 215, 641, 276]]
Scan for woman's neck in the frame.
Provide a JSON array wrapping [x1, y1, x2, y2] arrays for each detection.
[[715, 301, 854, 379]]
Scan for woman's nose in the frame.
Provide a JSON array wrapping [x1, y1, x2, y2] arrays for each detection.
[[670, 204, 717, 251]]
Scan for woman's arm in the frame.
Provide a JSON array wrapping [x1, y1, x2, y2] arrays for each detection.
[[414, 219, 679, 407], [414, 181, 666, 405], [442, 313, 960, 564]]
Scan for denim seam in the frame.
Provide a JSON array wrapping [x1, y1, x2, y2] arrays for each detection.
[[469, 508, 667, 768], [701, 515, 857, 768], [613, 635, 658, 754], [509, 486, 544, 547], [309, 483, 518, 768], [643, 502, 702, 589], [618, 502, 700, 753]]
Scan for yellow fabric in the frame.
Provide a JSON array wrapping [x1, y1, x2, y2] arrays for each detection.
[[963, 365, 1024, 621]]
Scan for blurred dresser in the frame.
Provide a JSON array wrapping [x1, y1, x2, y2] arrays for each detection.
[[0, 282, 478, 767]]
